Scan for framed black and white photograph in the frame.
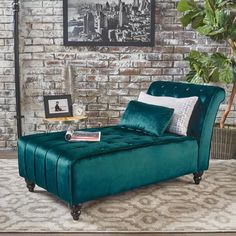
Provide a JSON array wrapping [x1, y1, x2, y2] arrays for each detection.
[[63, 0, 155, 47], [43, 95, 73, 118]]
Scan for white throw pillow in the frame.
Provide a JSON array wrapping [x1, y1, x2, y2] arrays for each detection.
[[138, 92, 198, 136]]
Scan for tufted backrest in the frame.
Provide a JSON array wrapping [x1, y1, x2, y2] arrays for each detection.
[[147, 81, 225, 171]]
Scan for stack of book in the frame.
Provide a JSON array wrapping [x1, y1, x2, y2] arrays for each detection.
[[65, 130, 101, 142]]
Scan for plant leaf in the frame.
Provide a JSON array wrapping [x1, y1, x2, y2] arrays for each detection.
[[192, 14, 205, 28], [215, 9, 227, 27], [229, 26, 236, 40], [205, 0, 216, 14], [185, 51, 235, 84], [180, 12, 196, 26], [219, 64, 234, 83], [208, 27, 225, 35], [197, 25, 213, 35], [177, 0, 195, 12]]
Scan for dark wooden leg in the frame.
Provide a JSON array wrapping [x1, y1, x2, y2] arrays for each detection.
[[193, 172, 204, 185], [25, 179, 35, 192], [70, 204, 82, 221]]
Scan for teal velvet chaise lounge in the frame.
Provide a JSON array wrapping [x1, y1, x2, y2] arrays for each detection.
[[18, 81, 225, 220]]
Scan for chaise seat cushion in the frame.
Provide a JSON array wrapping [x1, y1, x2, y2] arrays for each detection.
[[18, 126, 198, 204]]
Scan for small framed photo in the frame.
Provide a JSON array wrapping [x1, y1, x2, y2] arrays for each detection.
[[43, 95, 73, 118]]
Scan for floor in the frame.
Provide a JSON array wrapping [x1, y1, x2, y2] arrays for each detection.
[[1, 233, 236, 236], [1, 151, 235, 236], [0, 150, 17, 159]]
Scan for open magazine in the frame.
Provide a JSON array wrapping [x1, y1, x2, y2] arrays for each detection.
[[65, 130, 101, 142]]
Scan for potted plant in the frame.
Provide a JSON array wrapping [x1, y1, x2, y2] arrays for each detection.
[[177, 0, 236, 159]]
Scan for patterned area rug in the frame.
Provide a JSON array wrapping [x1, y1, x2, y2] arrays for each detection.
[[0, 159, 236, 232]]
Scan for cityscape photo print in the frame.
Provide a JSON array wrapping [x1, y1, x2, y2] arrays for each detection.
[[65, 0, 154, 46]]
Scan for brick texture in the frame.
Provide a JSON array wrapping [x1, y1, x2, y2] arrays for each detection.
[[0, 0, 16, 149], [0, 0, 235, 149]]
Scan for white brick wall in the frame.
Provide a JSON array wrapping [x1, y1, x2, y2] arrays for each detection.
[[0, 0, 235, 149], [0, 0, 16, 149]]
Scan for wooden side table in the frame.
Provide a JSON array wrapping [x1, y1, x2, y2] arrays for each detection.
[[43, 116, 88, 133]]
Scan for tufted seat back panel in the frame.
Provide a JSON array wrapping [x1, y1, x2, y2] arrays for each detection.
[[147, 81, 225, 170]]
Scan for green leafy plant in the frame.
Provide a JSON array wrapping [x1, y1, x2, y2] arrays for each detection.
[[177, 0, 236, 128]]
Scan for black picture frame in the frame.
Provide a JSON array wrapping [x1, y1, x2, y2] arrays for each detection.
[[43, 95, 73, 118], [63, 0, 155, 47]]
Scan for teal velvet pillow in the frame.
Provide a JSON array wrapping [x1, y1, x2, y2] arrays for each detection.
[[120, 100, 174, 136]]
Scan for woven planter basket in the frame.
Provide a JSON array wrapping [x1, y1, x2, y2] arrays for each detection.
[[211, 126, 236, 159]]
